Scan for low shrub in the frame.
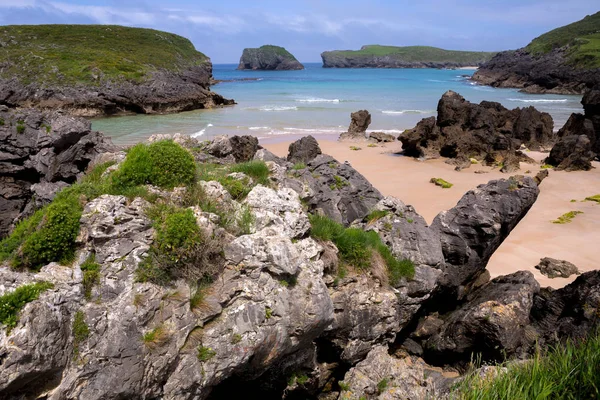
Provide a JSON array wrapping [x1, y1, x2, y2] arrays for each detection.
[[0, 281, 53, 330], [112, 140, 196, 189], [452, 330, 600, 400], [197, 345, 216, 361], [308, 214, 414, 284], [220, 176, 251, 200]]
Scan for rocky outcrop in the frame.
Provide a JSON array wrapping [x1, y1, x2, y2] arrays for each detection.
[[237, 45, 304, 71], [340, 110, 371, 141], [369, 131, 395, 143], [321, 45, 495, 69], [400, 91, 554, 171], [426, 271, 540, 363], [545, 86, 600, 170], [535, 257, 580, 279], [287, 135, 322, 164], [282, 154, 383, 225], [0, 107, 116, 238], [430, 175, 540, 297]]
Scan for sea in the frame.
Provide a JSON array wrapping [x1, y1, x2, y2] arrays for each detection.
[[92, 63, 584, 145]]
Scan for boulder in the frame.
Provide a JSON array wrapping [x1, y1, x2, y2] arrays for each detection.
[[535, 257, 580, 279], [237, 45, 304, 71], [282, 154, 383, 225], [426, 271, 540, 363], [0, 107, 116, 238], [399, 91, 555, 168], [339, 346, 456, 400], [229, 135, 260, 162], [430, 175, 540, 298], [545, 135, 595, 171], [287, 135, 322, 164], [369, 131, 395, 143], [340, 110, 371, 140], [203, 135, 260, 164]]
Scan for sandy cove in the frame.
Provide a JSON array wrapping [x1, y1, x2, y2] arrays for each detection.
[[264, 137, 600, 289]]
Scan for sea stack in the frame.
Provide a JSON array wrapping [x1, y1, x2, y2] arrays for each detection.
[[237, 45, 304, 70]]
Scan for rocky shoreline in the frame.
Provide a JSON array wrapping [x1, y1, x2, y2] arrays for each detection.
[[1, 109, 599, 398]]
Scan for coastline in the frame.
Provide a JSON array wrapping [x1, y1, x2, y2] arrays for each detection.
[[263, 137, 600, 289]]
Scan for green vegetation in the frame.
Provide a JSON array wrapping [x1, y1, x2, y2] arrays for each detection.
[[237, 206, 255, 235], [430, 178, 453, 189], [330, 175, 349, 191], [377, 378, 389, 394], [112, 141, 196, 190], [309, 214, 414, 285], [229, 160, 270, 186], [16, 120, 25, 134], [338, 382, 350, 391], [231, 333, 243, 344], [80, 253, 100, 300], [325, 45, 495, 64], [0, 25, 209, 85], [584, 195, 600, 203], [350, 146, 362, 151], [541, 164, 554, 169], [0, 118, 4, 126], [292, 162, 306, 170], [367, 143, 377, 148], [197, 345, 216, 361], [189, 280, 211, 310], [197, 161, 270, 200], [251, 45, 299, 60], [453, 330, 600, 400], [288, 373, 310, 386], [265, 307, 273, 319], [552, 211, 583, 224], [366, 209, 389, 223], [0, 281, 53, 330], [72, 310, 89, 355], [526, 11, 600, 68], [143, 324, 169, 348]]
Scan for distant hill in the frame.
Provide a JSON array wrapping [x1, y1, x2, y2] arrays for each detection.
[[0, 25, 232, 116], [321, 45, 496, 68], [473, 12, 600, 94], [237, 45, 304, 70]]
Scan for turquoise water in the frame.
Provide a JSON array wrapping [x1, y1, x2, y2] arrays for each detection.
[[92, 63, 583, 145]]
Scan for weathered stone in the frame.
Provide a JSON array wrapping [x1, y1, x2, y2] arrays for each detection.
[[287, 135, 322, 164], [229, 135, 260, 162], [545, 135, 595, 171], [340, 110, 371, 140], [535, 257, 580, 279], [369, 131, 395, 143]]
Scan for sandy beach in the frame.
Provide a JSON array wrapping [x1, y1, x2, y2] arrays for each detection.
[[264, 137, 600, 289]]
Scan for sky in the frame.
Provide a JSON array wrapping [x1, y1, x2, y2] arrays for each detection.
[[0, 1, 598, 63]]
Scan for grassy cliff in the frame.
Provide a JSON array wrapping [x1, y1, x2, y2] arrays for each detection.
[[0, 25, 210, 85], [324, 45, 496, 64], [526, 11, 600, 68]]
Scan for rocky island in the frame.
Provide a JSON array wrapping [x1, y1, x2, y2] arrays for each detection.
[[321, 45, 496, 68], [472, 12, 600, 94], [237, 45, 304, 70], [0, 25, 233, 116]]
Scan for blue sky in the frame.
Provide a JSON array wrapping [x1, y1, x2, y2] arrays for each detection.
[[0, 1, 598, 63]]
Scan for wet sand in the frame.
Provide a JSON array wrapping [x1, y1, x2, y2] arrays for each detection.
[[264, 138, 600, 289]]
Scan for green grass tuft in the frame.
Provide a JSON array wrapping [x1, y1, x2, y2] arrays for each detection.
[[552, 211, 583, 224], [452, 329, 600, 399], [72, 310, 89, 355], [350, 146, 362, 151], [584, 195, 600, 203], [309, 214, 414, 284], [197, 345, 216, 361], [80, 253, 101, 301], [292, 162, 307, 170], [0, 281, 53, 330], [377, 378, 389, 394], [430, 177, 453, 189], [366, 209, 389, 223], [229, 160, 270, 186]]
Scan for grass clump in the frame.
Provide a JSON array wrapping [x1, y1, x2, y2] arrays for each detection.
[[430, 177, 453, 189], [366, 209, 389, 223], [540, 164, 554, 169], [80, 254, 101, 300], [143, 324, 169, 348], [330, 175, 349, 191], [584, 195, 600, 203], [0, 281, 53, 330], [229, 160, 270, 186], [197, 345, 216, 361], [452, 329, 600, 400], [309, 214, 414, 285], [72, 310, 89, 355], [112, 140, 196, 190], [292, 162, 306, 170], [16, 120, 25, 134], [237, 206, 255, 235], [377, 378, 389, 394], [196, 161, 270, 200], [552, 211, 583, 224], [350, 146, 362, 151]]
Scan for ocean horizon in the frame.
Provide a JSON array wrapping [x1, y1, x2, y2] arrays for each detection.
[[92, 63, 583, 145]]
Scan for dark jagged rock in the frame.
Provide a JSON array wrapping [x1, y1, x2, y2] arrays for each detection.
[[426, 271, 540, 363], [534, 169, 549, 185], [283, 154, 383, 225], [287, 135, 322, 164], [430, 175, 540, 297], [369, 131, 395, 143], [531, 271, 600, 346], [400, 91, 555, 171], [535, 257, 580, 279], [545, 135, 595, 171], [339, 110, 371, 141], [229, 135, 260, 162], [0, 107, 116, 237], [237, 45, 304, 71]]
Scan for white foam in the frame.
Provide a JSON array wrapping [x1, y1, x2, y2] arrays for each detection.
[[507, 98, 568, 103], [259, 106, 298, 111], [382, 110, 435, 115], [295, 97, 340, 103], [249, 126, 269, 130], [192, 123, 213, 138], [283, 127, 340, 133], [427, 79, 446, 83]]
